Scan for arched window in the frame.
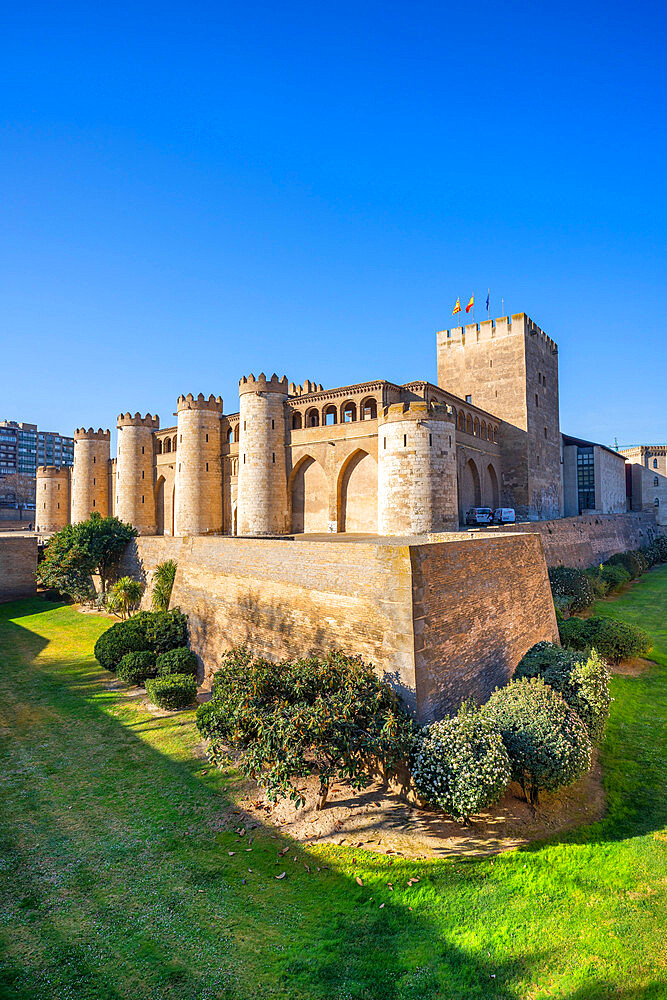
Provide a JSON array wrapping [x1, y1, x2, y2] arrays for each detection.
[[473, 417, 480, 437], [466, 414, 473, 435], [493, 426, 498, 443], [172, 435, 177, 451], [360, 397, 377, 420], [458, 411, 465, 432], [164, 438, 171, 453], [654, 458, 658, 468], [323, 405, 337, 426], [341, 400, 356, 423], [233, 425, 240, 442], [655, 476, 659, 487], [305, 408, 319, 427], [654, 497, 660, 507], [156, 439, 163, 454], [292, 412, 303, 430], [481, 420, 486, 440]]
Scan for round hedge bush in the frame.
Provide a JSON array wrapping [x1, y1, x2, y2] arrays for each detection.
[[411, 705, 511, 822], [156, 646, 197, 677], [117, 650, 157, 686], [548, 566, 594, 614], [93, 612, 154, 670], [600, 563, 631, 591], [145, 673, 197, 710], [559, 615, 652, 663], [94, 609, 188, 670], [483, 677, 592, 805], [515, 641, 611, 743], [606, 551, 643, 580]]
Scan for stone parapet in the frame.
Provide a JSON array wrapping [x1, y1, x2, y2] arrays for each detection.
[[117, 412, 160, 428], [176, 393, 224, 413], [238, 373, 289, 396], [74, 427, 110, 440]]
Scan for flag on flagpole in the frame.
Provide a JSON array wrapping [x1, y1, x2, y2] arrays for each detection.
[[452, 297, 461, 317], [465, 294, 474, 314], [486, 290, 490, 315]]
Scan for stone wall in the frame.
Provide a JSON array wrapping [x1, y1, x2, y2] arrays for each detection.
[[147, 532, 559, 721], [493, 512, 660, 567], [411, 534, 558, 720], [0, 536, 38, 602], [117, 536, 185, 609]]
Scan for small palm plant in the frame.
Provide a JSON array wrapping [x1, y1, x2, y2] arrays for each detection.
[[108, 576, 144, 620], [152, 560, 177, 612]]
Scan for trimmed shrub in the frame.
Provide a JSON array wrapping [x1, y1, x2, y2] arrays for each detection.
[[146, 673, 197, 710], [483, 677, 592, 805], [411, 704, 511, 822], [599, 562, 631, 591], [640, 538, 667, 567], [93, 612, 154, 670], [145, 609, 188, 654], [606, 551, 643, 580], [559, 615, 653, 663], [156, 646, 198, 677], [585, 566, 610, 599], [117, 650, 157, 686], [548, 566, 594, 614], [197, 649, 415, 808], [515, 641, 612, 742]]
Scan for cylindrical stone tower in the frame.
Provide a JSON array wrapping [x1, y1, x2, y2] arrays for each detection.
[[71, 428, 111, 523], [237, 373, 289, 536], [378, 401, 458, 535], [115, 412, 159, 534], [174, 393, 224, 536], [35, 465, 71, 534]]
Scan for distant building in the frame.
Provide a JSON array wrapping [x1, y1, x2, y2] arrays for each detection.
[[561, 434, 627, 516], [618, 444, 667, 476], [619, 444, 667, 527], [0, 420, 74, 510]]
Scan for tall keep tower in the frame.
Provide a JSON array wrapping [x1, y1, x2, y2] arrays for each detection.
[[436, 313, 561, 519], [237, 374, 289, 536], [71, 428, 110, 522], [115, 412, 159, 534], [174, 393, 224, 535], [35, 465, 71, 534], [378, 402, 458, 534]]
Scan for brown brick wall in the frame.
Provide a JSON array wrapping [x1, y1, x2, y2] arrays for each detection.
[[0, 536, 38, 602]]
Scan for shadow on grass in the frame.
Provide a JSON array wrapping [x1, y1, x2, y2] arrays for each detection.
[[0, 599, 534, 1000]]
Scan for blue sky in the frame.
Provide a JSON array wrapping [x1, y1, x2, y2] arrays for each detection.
[[1, 0, 665, 448]]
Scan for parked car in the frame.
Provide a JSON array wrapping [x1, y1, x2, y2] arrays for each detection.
[[493, 508, 516, 523], [465, 507, 493, 525]]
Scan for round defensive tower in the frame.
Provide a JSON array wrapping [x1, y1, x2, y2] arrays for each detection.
[[378, 401, 458, 535], [71, 427, 111, 523], [237, 373, 289, 536], [174, 393, 224, 536], [35, 465, 70, 534], [115, 412, 159, 534]]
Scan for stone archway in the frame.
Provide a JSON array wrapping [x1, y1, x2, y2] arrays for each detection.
[[460, 458, 481, 518], [487, 464, 499, 510], [290, 456, 328, 533], [338, 450, 378, 533]]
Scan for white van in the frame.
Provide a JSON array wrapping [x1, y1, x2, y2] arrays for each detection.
[[493, 508, 516, 524]]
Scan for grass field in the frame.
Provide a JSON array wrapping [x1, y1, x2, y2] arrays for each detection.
[[0, 567, 666, 999]]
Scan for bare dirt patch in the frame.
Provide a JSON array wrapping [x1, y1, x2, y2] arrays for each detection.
[[213, 755, 605, 858], [610, 657, 654, 676]]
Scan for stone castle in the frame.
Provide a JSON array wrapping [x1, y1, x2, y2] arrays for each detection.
[[35, 312, 562, 536]]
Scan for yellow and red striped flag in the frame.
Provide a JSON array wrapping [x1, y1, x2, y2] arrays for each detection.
[[465, 294, 474, 314], [452, 297, 461, 316]]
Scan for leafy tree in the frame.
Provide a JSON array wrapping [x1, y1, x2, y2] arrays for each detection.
[[196, 649, 415, 809], [2, 472, 35, 521], [36, 513, 136, 600], [107, 576, 144, 620], [152, 559, 177, 611], [484, 677, 592, 806], [411, 703, 511, 822], [548, 566, 594, 614]]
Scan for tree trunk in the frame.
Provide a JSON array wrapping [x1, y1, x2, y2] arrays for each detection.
[[316, 783, 329, 811]]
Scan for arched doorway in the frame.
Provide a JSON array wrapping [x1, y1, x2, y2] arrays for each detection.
[[460, 458, 481, 517], [155, 477, 165, 535], [290, 456, 328, 533], [338, 450, 378, 533], [487, 464, 499, 509]]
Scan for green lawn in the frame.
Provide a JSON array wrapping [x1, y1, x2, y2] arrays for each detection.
[[0, 569, 666, 1000]]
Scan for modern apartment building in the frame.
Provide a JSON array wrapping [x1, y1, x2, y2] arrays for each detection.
[[0, 420, 74, 508]]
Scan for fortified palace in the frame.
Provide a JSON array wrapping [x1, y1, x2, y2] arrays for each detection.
[[36, 313, 568, 537]]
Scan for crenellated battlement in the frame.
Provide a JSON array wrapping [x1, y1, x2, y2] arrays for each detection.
[[288, 380, 325, 396], [116, 412, 160, 428], [74, 427, 110, 440], [380, 401, 454, 424], [238, 373, 289, 396], [437, 313, 557, 354], [176, 392, 224, 413], [36, 465, 70, 476]]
